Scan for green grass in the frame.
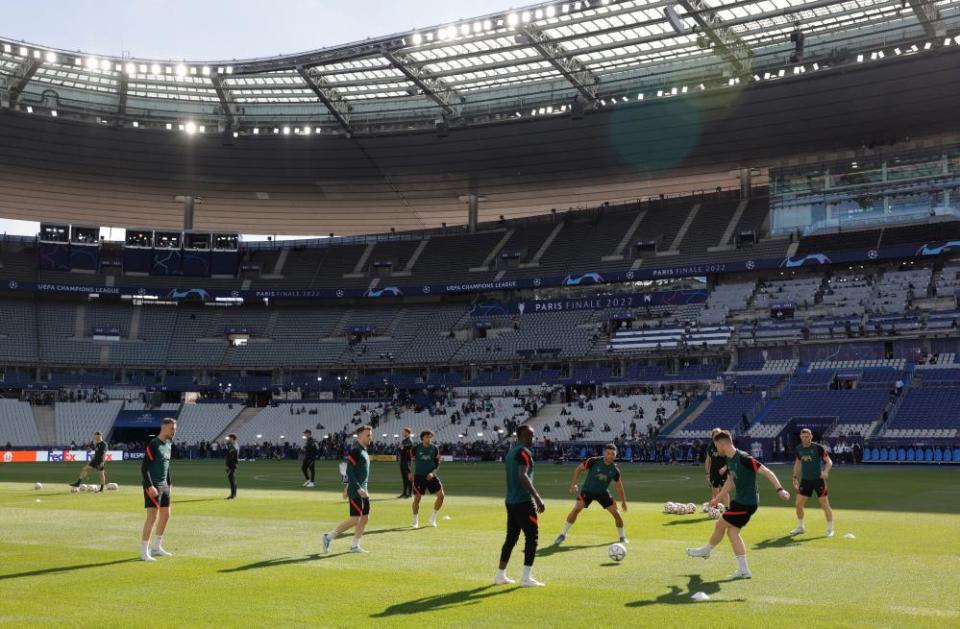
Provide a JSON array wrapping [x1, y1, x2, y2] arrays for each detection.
[[1, 461, 959, 628]]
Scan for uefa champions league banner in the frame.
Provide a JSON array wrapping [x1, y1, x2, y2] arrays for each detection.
[[470, 289, 708, 317], [1, 239, 956, 302]]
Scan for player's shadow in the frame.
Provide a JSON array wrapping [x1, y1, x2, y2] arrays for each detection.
[[219, 553, 348, 572], [754, 534, 828, 550], [370, 585, 515, 617], [663, 518, 712, 526], [0, 558, 139, 580], [362, 526, 417, 536], [626, 575, 744, 608], [537, 543, 608, 557]]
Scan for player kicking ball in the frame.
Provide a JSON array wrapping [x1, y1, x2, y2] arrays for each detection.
[[409, 430, 444, 528], [68, 431, 108, 493], [686, 430, 790, 579], [140, 418, 176, 561], [323, 425, 373, 554], [790, 428, 835, 537], [554, 443, 628, 545]]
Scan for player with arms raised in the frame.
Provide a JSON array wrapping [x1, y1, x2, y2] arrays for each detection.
[[495, 425, 546, 588], [409, 430, 445, 528], [554, 443, 628, 545], [68, 431, 108, 493], [686, 430, 790, 578], [790, 428, 835, 537], [140, 418, 176, 561], [323, 425, 373, 554]]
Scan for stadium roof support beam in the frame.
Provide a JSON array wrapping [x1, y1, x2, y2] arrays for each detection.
[[906, 0, 945, 39], [4, 57, 41, 109], [116, 72, 128, 117], [295, 65, 353, 134], [516, 24, 599, 103], [382, 51, 463, 118], [677, 0, 753, 76], [210, 74, 237, 131]]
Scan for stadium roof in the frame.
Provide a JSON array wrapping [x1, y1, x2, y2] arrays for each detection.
[[1, 0, 958, 136]]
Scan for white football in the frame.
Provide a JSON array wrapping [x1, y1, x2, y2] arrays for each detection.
[[106, 482, 119, 491], [707, 507, 722, 520], [701, 502, 711, 513], [716, 502, 726, 513], [608, 543, 627, 562], [70, 486, 80, 494], [34, 482, 43, 490]]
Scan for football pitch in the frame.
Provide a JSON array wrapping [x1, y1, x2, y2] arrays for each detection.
[[2, 461, 958, 628]]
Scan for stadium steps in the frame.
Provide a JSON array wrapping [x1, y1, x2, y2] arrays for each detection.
[[665, 203, 700, 252], [98, 345, 111, 366], [602, 211, 646, 261], [271, 248, 290, 276], [398, 237, 430, 275], [662, 394, 710, 436], [215, 406, 263, 441], [345, 243, 376, 278], [265, 310, 281, 338], [520, 221, 564, 268], [473, 229, 514, 271], [129, 307, 142, 340], [710, 198, 749, 251], [74, 304, 86, 337], [330, 309, 356, 337], [31, 404, 57, 446]]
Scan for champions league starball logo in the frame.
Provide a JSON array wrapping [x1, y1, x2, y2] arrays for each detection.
[[7, 280, 17, 289], [867, 250, 878, 260], [422, 286, 431, 294], [336, 290, 344, 298], [745, 260, 756, 270]]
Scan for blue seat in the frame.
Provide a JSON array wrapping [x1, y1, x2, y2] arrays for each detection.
[[946, 449, 954, 463], [880, 448, 888, 462], [954, 448, 960, 462], [578, 447, 587, 459], [925, 448, 934, 462], [625, 447, 633, 459], [906, 448, 915, 462], [898, 448, 906, 462], [934, 449, 943, 462], [863, 449, 872, 462], [871, 447, 880, 461]]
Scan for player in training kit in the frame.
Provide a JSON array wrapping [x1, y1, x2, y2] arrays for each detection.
[[302, 430, 318, 487], [409, 430, 445, 528], [398, 427, 414, 498], [496, 425, 546, 588], [69, 431, 108, 492], [686, 430, 790, 579], [323, 425, 373, 554], [140, 418, 177, 561], [225, 433, 239, 500], [704, 427, 728, 500], [554, 443, 628, 545], [790, 428, 835, 537]]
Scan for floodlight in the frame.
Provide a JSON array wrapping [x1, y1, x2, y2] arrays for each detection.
[[45, 51, 56, 63], [99, 59, 111, 71], [50, 110, 57, 117], [86, 57, 99, 70], [124, 63, 136, 74], [175, 64, 187, 77], [412, 33, 423, 45], [150, 63, 161, 74]]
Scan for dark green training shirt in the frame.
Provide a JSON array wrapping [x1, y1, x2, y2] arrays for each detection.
[[141, 438, 172, 488], [411, 443, 440, 477], [346, 443, 370, 500], [727, 449, 761, 506], [505, 443, 534, 505], [579, 457, 621, 494], [795, 443, 828, 481]]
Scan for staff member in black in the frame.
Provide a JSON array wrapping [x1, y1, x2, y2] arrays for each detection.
[[302, 430, 318, 488], [225, 433, 239, 499], [398, 427, 414, 498]]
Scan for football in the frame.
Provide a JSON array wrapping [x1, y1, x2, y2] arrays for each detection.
[[69, 486, 80, 494], [106, 482, 119, 491], [34, 482, 43, 490], [608, 543, 627, 562]]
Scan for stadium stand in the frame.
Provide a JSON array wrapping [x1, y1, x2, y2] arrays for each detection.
[[0, 399, 42, 446]]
